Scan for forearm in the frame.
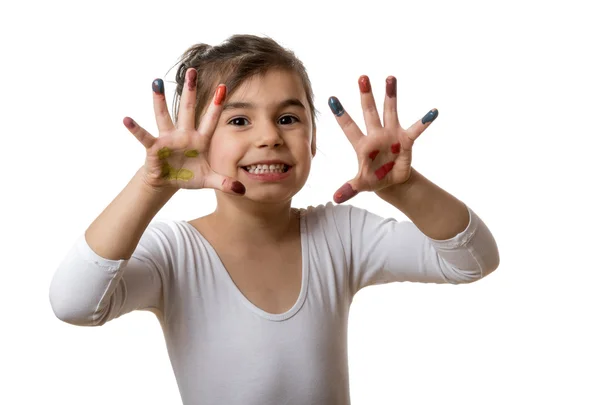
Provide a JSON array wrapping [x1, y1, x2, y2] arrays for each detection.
[[375, 167, 470, 241], [85, 166, 178, 260]]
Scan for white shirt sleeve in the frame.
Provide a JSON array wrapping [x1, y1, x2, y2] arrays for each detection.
[[49, 222, 173, 326], [331, 203, 499, 295]]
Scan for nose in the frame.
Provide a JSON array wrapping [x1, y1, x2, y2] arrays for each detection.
[[256, 121, 283, 149]]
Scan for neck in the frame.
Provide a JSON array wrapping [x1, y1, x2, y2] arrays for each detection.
[[209, 193, 299, 244]]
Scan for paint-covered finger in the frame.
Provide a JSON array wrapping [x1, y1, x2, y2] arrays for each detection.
[[152, 78, 175, 134], [123, 117, 156, 149], [197, 84, 227, 139], [203, 170, 246, 195], [177, 68, 198, 131], [333, 181, 360, 204], [328, 96, 364, 149], [383, 76, 400, 128], [358, 75, 382, 129], [406, 108, 439, 141]]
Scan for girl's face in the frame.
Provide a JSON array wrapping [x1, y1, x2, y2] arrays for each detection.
[[209, 69, 315, 204]]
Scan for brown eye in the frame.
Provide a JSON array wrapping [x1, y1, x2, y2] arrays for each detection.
[[228, 117, 249, 126], [279, 115, 299, 125]]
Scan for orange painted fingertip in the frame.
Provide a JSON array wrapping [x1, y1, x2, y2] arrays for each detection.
[[214, 85, 227, 105]]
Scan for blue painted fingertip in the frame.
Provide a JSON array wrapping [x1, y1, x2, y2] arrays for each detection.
[[152, 79, 164, 95], [421, 109, 438, 124], [328, 96, 345, 117]]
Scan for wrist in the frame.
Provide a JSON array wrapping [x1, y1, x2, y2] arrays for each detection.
[[375, 166, 418, 202], [135, 166, 178, 199]]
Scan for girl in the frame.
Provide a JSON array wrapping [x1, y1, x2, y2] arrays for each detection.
[[49, 34, 499, 404]]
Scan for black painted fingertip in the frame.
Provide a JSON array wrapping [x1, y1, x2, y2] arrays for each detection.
[[231, 181, 246, 195], [152, 79, 164, 95], [421, 109, 438, 124], [328, 96, 345, 117]]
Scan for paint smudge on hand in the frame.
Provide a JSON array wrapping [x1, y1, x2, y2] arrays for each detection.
[[158, 147, 172, 159], [375, 161, 395, 180], [160, 161, 194, 181], [184, 149, 199, 157]]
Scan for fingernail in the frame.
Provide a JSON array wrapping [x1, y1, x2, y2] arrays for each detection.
[[358, 75, 371, 93], [231, 181, 246, 195], [152, 79, 164, 95], [334, 183, 357, 203], [214, 85, 226, 105], [188, 69, 197, 91], [386, 76, 397, 98], [421, 109, 438, 124], [328, 96, 345, 117]]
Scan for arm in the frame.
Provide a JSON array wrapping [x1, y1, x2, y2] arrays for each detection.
[[49, 167, 177, 326], [85, 166, 178, 260], [375, 167, 470, 241]]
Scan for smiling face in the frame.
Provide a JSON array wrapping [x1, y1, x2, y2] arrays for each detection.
[[208, 68, 315, 204]]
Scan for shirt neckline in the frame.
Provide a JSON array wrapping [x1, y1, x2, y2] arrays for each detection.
[[178, 211, 310, 322]]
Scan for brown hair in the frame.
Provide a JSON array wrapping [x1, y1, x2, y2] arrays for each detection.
[[169, 34, 319, 156]]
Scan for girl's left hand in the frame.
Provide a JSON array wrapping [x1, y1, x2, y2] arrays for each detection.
[[329, 75, 438, 204]]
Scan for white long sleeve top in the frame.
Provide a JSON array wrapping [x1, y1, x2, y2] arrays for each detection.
[[49, 202, 499, 404]]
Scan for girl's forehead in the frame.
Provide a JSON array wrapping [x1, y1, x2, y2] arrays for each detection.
[[232, 69, 306, 101]]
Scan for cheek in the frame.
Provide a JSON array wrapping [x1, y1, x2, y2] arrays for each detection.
[[208, 137, 243, 170]]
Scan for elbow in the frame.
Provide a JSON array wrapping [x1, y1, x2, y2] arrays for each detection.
[[452, 250, 501, 284], [49, 286, 105, 327]]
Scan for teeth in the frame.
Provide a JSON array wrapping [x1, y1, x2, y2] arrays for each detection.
[[244, 163, 289, 174]]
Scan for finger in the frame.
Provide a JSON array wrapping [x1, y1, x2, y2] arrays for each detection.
[[204, 170, 246, 196], [406, 108, 439, 142], [358, 75, 382, 130], [197, 84, 227, 140], [152, 78, 175, 134], [383, 76, 400, 128], [123, 117, 156, 149], [328, 96, 364, 149], [333, 179, 360, 204], [177, 68, 198, 131]]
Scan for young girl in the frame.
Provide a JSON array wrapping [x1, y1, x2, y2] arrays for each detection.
[[49, 34, 499, 404]]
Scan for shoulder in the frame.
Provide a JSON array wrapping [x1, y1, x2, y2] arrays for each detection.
[[297, 202, 382, 233], [136, 218, 200, 252], [300, 201, 386, 223]]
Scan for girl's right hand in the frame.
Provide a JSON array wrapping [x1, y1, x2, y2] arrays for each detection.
[[123, 68, 245, 195]]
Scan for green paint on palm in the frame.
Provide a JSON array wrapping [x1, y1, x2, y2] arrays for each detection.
[[158, 147, 172, 159], [184, 149, 199, 157], [160, 161, 194, 181]]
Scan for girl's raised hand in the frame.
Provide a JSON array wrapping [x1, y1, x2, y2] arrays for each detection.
[[123, 68, 246, 195], [329, 75, 438, 204]]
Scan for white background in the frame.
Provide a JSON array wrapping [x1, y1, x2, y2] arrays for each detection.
[[2, 0, 599, 403]]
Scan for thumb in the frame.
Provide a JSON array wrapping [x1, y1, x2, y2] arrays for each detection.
[[333, 180, 360, 204], [204, 171, 246, 195]]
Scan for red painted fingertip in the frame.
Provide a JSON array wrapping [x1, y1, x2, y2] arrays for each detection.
[[391, 143, 400, 154], [368, 150, 380, 160], [123, 117, 135, 129], [386, 76, 397, 98], [358, 75, 371, 93], [334, 183, 358, 204]]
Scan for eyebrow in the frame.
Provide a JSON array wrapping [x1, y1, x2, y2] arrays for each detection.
[[222, 98, 306, 112]]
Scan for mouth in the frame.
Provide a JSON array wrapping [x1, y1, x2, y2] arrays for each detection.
[[240, 163, 291, 174]]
